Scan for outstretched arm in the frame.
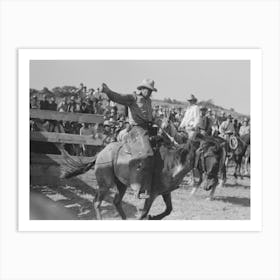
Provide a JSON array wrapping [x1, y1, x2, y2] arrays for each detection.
[[100, 83, 135, 106]]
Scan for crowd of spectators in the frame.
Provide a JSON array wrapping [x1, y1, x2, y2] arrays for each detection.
[[30, 84, 250, 156]]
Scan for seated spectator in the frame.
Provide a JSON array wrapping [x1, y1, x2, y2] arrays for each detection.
[[57, 97, 68, 112], [80, 99, 88, 113], [75, 97, 82, 112], [39, 94, 50, 110], [49, 97, 57, 111], [67, 96, 77, 112], [102, 120, 116, 145], [95, 100, 105, 114], [30, 95, 39, 109], [94, 123, 104, 140], [85, 98, 95, 114]]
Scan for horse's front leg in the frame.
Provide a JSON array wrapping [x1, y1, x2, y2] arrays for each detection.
[[149, 193, 173, 220], [136, 195, 156, 220], [189, 168, 203, 198]]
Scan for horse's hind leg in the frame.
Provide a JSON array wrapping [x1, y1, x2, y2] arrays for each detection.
[[93, 189, 109, 220], [113, 181, 127, 220], [149, 193, 173, 220]]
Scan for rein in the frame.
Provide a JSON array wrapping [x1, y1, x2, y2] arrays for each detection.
[[161, 128, 179, 146]]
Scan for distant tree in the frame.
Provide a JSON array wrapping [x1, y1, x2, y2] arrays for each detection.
[[40, 87, 53, 96], [52, 86, 63, 95], [30, 88, 39, 96]]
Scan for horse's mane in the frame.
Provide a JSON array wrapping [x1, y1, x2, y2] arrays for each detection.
[[158, 139, 198, 168]]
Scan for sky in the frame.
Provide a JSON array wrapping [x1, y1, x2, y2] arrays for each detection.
[[30, 60, 250, 114]]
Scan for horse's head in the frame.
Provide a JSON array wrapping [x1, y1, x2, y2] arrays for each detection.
[[200, 145, 221, 191]]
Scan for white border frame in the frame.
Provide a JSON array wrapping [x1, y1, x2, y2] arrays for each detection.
[[18, 48, 262, 232]]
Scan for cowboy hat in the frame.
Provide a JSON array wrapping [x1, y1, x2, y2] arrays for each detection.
[[137, 79, 157, 92], [187, 94, 197, 103]]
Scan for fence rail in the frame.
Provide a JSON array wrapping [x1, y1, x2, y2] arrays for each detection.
[[30, 131, 103, 146], [30, 109, 104, 124]]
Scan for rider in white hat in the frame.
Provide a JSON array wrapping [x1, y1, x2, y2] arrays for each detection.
[[179, 94, 200, 139], [101, 79, 157, 199]]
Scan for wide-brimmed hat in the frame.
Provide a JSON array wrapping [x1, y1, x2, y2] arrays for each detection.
[[137, 79, 157, 92], [187, 94, 197, 103]]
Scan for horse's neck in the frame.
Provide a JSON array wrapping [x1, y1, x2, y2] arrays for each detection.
[[159, 144, 194, 185], [169, 122, 179, 138]]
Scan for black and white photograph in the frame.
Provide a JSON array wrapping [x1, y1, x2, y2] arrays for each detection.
[[20, 49, 260, 227], [2, 1, 280, 280]]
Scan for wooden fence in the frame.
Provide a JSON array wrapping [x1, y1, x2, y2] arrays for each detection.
[[30, 109, 104, 186]]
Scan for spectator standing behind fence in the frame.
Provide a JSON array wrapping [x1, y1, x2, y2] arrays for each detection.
[[80, 123, 95, 156], [49, 97, 63, 132]]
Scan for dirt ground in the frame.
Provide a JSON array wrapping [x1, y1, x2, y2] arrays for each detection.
[[30, 166, 250, 220]]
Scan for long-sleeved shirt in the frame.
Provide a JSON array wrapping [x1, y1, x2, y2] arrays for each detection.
[[219, 120, 235, 135], [105, 91, 153, 126], [179, 105, 200, 130]]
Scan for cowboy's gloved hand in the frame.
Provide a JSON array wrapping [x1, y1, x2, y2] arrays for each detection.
[[100, 83, 111, 94]]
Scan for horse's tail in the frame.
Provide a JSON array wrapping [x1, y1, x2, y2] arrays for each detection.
[[60, 149, 97, 179]]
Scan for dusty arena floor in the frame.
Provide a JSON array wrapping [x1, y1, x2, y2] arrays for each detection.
[[30, 166, 250, 220]]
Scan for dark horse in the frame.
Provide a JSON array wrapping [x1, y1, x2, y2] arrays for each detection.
[[160, 116, 227, 199], [230, 133, 250, 179], [61, 135, 225, 220]]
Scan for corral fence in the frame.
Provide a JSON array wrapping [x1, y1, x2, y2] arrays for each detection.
[[30, 109, 104, 187]]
